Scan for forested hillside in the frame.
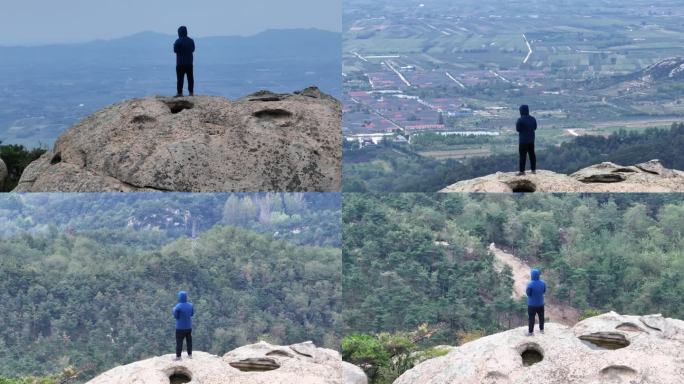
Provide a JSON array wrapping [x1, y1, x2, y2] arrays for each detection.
[[0, 193, 340, 247], [0, 194, 340, 381], [343, 193, 684, 335], [342, 193, 684, 383], [343, 123, 684, 192]]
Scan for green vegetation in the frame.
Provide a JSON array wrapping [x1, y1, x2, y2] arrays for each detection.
[[343, 193, 684, 380], [0, 367, 79, 384], [342, 331, 449, 384], [0, 143, 46, 191], [344, 123, 684, 192], [0, 194, 340, 382]]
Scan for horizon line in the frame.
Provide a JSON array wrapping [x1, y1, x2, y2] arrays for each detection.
[[0, 27, 341, 48]]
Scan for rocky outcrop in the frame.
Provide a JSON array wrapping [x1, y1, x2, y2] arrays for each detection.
[[14, 87, 341, 192], [393, 312, 684, 384], [87, 341, 366, 384], [0, 158, 7, 185], [440, 160, 684, 192], [343, 361, 369, 384]]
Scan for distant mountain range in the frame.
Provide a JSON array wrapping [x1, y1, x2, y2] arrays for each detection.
[[0, 29, 341, 147]]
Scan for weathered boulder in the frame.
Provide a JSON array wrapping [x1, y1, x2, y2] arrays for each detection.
[[14, 87, 341, 192], [440, 160, 684, 192], [393, 312, 684, 384], [343, 361, 369, 384], [87, 341, 361, 384]]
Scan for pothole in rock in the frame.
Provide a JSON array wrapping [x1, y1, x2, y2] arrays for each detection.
[[517, 343, 544, 367], [600, 365, 638, 382], [266, 349, 295, 358], [506, 179, 536, 193], [579, 332, 630, 350], [615, 322, 646, 333], [168, 367, 192, 384], [131, 114, 157, 123], [163, 99, 194, 114], [253, 108, 293, 119], [229, 357, 281, 372], [50, 153, 62, 165], [577, 174, 626, 183], [612, 168, 637, 173]]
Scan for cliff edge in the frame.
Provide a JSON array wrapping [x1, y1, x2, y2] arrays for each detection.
[[394, 312, 684, 384], [14, 87, 341, 192], [440, 160, 684, 193], [87, 341, 367, 384]]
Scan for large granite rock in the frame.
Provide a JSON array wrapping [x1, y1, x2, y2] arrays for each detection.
[[440, 160, 684, 193], [394, 312, 684, 384], [87, 341, 366, 384], [15, 87, 341, 192]]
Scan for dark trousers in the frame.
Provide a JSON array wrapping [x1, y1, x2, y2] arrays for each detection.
[[176, 65, 194, 95], [519, 143, 536, 173], [175, 329, 192, 357], [528, 305, 544, 333]]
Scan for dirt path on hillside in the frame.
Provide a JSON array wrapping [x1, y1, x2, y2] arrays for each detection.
[[490, 243, 579, 326]]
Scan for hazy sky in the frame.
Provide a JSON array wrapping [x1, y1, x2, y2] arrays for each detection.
[[0, 0, 341, 45]]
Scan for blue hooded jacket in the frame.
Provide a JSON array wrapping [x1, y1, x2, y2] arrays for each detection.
[[526, 269, 546, 306], [174, 26, 195, 66], [173, 291, 194, 330], [516, 105, 537, 144]]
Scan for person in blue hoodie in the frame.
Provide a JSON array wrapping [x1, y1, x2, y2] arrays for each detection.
[[516, 105, 537, 175], [526, 268, 546, 336], [173, 290, 194, 360], [174, 26, 195, 97]]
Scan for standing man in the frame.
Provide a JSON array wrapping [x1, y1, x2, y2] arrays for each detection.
[[526, 268, 546, 336], [516, 104, 537, 175], [173, 290, 194, 360], [174, 26, 195, 97]]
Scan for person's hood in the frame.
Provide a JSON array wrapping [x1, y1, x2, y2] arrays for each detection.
[[531, 268, 541, 281], [178, 291, 188, 303], [520, 105, 530, 116], [178, 26, 188, 38]]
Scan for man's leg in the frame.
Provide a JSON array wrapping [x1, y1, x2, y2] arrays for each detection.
[[187, 65, 194, 95], [186, 330, 193, 356], [176, 66, 184, 96], [527, 306, 535, 334], [538, 306, 545, 331], [529, 143, 537, 172], [519, 145, 527, 173], [175, 330, 183, 357]]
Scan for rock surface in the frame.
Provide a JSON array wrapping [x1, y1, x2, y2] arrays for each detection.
[[343, 361, 369, 384], [440, 160, 684, 192], [87, 341, 366, 384], [14, 87, 341, 192], [393, 312, 684, 384], [0, 158, 7, 185]]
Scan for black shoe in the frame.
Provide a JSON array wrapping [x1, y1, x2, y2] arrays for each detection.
[[516, 172, 525, 176], [189, 92, 194, 96], [174, 93, 183, 98], [531, 170, 537, 174]]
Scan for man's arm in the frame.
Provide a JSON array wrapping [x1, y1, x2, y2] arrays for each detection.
[[533, 118, 537, 131], [516, 119, 522, 132], [526, 283, 532, 297], [191, 304, 194, 317], [174, 40, 179, 54], [191, 39, 195, 53], [173, 305, 179, 319]]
